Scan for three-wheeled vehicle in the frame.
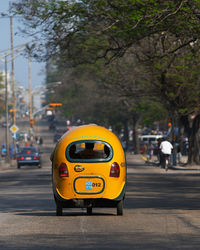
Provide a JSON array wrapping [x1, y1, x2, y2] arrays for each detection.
[[51, 124, 126, 216]]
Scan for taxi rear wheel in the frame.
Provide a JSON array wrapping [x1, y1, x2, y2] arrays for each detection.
[[117, 200, 123, 216], [87, 207, 92, 215], [56, 203, 63, 216]]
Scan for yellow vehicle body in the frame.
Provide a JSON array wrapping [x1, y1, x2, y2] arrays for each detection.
[[51, 124, 126, 216]]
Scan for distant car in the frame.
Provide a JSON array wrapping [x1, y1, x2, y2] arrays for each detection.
[[18, 131, 30, 141], [17, 146, 41, 169], [1, 121, 11, 128]]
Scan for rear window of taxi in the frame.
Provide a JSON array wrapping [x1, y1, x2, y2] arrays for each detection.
[[66, 140, 113, 163]]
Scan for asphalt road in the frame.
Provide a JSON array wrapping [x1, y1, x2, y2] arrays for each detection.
[[0, 118, 200, 249]]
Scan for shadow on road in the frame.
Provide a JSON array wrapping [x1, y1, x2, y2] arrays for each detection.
[[125, 170, 200, 210], [1, 152, 200, 216], [15, 210, 116, 217]]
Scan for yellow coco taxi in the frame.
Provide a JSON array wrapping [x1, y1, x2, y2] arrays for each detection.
[[51, 124, 126, 216]]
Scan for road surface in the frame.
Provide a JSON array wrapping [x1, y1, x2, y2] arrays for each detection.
[[0, 118, 200, 249]]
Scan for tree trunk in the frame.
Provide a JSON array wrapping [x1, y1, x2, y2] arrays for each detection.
[[132, 114, 141, 154], [123, 119, 129, 152], [182, 114, 200, 165], [178, 119, 184, 155]]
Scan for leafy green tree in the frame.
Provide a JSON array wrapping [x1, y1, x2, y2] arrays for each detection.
[[136, 34, 200, 164], [11, 1, 200, 62], [11, 0, 200, 162]]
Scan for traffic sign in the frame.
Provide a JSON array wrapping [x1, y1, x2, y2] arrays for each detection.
[[10, 124, 19, 133]]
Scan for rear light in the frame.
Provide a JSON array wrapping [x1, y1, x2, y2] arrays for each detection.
[[18, 156, 24, 160], [33, 156, 39, 160], [110, 162, 120, 177], [59, 163, 69, 177]]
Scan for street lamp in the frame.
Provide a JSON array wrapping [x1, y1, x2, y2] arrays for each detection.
[[30, 82, 62, 117], [25, 43, 37, 132], [28, 53, 33, 131]]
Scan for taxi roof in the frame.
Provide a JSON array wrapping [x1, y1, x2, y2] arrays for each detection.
[[61, 124, 120, 144]]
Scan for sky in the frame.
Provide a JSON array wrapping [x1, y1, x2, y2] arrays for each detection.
[[0, 0, 45, 89]]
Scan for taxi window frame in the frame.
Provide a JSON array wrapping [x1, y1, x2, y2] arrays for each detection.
[[66, 140, 113, 163]]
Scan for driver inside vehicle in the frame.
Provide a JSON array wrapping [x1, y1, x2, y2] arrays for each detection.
[[80, 142, 99, 159]]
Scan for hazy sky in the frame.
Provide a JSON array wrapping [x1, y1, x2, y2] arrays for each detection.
[[0, 0, 45, 89]]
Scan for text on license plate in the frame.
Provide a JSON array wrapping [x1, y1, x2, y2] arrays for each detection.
[[86, 181, 101, 190]]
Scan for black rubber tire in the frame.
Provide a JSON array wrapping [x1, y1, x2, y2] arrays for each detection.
[[117, 200, 123, 216], [38, 164, 41, 168], [56, 203, 63, 216], [87, 207, 92, 215], [17, 164, 20, 169]]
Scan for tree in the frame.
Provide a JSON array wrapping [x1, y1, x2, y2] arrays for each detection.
[[11, 0, 200, 162], [135, 34, 200, 164], [94, 52, 168, 151], [11, 1, 200, 62]]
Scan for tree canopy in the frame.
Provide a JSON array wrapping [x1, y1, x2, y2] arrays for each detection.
[[12, 0, 200, 61], [11, 0, 200, 163]]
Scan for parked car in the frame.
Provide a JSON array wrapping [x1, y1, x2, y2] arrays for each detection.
[[17, 146, 41, 169], [139, 135, 163, 145]]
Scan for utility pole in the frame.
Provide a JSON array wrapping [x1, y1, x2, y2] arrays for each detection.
[[10, 16, 16, 125], [28, 54, 33, 132], [4, 56, 10, 163], [10, 15, 17, 158]]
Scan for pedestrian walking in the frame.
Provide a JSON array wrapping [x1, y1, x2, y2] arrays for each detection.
[[39, 137, 43, 146], [148, 141, 154, 161], [177, 143, 182, 164], [156, 138, 162, 166]]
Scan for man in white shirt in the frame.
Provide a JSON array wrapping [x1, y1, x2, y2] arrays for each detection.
[[159, 139, 173, 170]]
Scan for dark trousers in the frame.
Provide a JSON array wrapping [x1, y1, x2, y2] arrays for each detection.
[[160, 153, 170, 168]]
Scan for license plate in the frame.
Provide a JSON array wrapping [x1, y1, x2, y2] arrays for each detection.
[[26, 157, 31, 160], [74, 177, 105, 194]]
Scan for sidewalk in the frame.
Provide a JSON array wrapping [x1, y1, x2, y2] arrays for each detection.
[[0, 159, 17, 171], [126, 153, 200, 171]]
